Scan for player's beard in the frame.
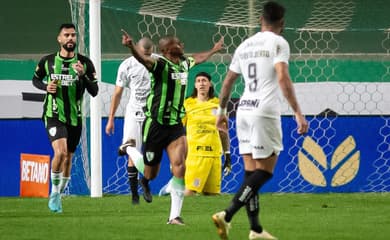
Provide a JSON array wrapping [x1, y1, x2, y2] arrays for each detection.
[[63, 42, 77, 52]]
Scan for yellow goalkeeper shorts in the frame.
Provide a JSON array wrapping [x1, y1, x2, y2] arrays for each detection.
[[184, 155, 221, 194]]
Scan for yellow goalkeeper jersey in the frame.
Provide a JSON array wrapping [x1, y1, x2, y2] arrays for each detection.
[[183, 96, 222, 157]]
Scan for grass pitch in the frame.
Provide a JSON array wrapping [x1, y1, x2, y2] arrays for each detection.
[[0, 193, 389, 240]]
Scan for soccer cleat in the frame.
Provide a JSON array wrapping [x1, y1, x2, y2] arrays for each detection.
[[249, 230, 277, 240], [131, 194, 140, 205], [118, 139, 136, 156], [167, 216, 185, 226], [139, 179, 153, 203], [212, 211, 231, 240], [48, 192, 62, 213]]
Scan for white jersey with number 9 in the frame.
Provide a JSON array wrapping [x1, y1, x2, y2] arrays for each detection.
[[229, 31, 290, 119]]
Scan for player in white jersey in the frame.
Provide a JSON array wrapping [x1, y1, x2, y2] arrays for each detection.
[[105, 37, 154, 204], [212, 2, 308, 240]]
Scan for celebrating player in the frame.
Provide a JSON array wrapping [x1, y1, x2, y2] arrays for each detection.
[[105, 37, 154, 205], [121, 30, 223, 225]]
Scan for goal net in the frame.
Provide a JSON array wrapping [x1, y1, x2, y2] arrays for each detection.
[[69, 0, 390, 194]]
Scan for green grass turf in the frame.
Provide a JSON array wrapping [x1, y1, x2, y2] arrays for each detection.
[[0, 193, 389, 240]]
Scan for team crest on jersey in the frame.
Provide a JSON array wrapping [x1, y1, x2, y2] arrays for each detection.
[[49, 127, 57, 137], [146, 151, 155, 162]]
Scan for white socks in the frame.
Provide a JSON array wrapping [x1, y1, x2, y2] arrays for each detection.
[[169, 176, 185, 220], [126, 146, 145, 173]]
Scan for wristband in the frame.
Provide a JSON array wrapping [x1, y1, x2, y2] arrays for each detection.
[[224, 151, 230, 154], [216, 107, 227, 116]]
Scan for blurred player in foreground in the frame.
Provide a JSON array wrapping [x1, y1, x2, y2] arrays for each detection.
[[212, 2, 308, 239]]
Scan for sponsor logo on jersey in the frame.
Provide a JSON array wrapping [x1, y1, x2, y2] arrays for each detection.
[[196, 145, 214, 151], [238, 99, 260, 108], [50, 73, 77, 86], [171, 72, 188, 85]]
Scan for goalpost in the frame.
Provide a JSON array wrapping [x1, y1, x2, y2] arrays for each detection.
[[68, 0, 390, 195]]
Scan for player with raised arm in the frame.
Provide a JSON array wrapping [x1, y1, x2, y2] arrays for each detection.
[[212, 2, 308, 239], [32, 23, 98, 213], [105, 37, 154, 205], [121, 29, 223, 225]]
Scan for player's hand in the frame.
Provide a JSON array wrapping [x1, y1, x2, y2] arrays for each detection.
[[216, 114, 228, 133], [121, 29, 133, 47], [223, 152, 231, 176], [72, 60, 85, 76], [105, 119, 115, 136], [47, 80, 57, 93], [213, 36, 224, 53], [295, 113, 308, 135]]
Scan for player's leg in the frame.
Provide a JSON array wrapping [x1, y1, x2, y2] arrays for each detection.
[[58, 124, 81, 194], [122, 112, 142, 204], [45, 118, 68, 213], [138, 118, 164, 203], [185, 156, 214, 196], [166, 135, 186, 225], [202, 156, 222, 195]]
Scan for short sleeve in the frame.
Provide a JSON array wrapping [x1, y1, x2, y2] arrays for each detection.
[[273, 37, 290, 65]]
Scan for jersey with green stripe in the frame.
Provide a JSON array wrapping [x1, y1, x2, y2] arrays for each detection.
[[33, 52, 96, 126], [146, 56, 195, 125]]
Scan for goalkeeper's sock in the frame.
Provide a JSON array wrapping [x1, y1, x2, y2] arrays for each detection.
[[50, 171, 61, 194], [59, 176, 70, 193], [169, 176, 184, 220], [243, 171, 263, 233], [127, 166, 139, 196], [126, 147, 144, 173], [225, 169, 272, 222]]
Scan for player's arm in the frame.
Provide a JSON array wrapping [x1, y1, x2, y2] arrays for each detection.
[[192, 37, 224, 65], [275, 62, 308, 135], [32, 57, 56, 93], [79, 58, 99, 97], [219, 128, 232, 176], [105, 86, 124, 136], [121, 29, 155, 70], [216, 70, 239, 132]]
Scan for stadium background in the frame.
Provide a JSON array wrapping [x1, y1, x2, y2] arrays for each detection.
[[0, 0, 389, 196]]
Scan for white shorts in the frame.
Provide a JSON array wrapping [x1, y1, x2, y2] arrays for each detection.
[[236, 114, 283, 159], [123, 110, 145, 152]]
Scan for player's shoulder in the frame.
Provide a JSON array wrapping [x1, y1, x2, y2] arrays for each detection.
[[209, 97, 219, 104], [185, 96, 196, 105], [39, 53, 56, 61]]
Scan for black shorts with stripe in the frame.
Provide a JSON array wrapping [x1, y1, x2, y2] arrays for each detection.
[[44, 117, 82, 152], [142, 117, 185, 166]]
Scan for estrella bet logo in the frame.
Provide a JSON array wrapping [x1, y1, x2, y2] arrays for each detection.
[[298, 135, 360, 187]]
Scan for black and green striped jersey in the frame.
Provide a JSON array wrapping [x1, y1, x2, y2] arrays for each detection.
[[32, 52, 98, 126], [146, 56, 195, 125]]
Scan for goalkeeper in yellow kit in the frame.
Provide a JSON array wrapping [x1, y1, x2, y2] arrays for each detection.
[[183, 72, 231, 196]]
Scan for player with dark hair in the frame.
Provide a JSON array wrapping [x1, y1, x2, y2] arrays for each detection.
[[212, 2, 308, 239], [32, 23, 98, 213], [121, 30, 223, 225], [183, 71, 231, 196]]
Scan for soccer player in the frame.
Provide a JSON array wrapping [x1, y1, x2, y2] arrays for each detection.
[[32, 23, 99, 213], [183, 72, 231, 196], [212, 2, 308, 239], [105, 37, 154, 205], [121, 30, 223, 225]]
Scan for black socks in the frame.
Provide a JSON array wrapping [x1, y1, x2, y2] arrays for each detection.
[[225, 169, 273, 223]]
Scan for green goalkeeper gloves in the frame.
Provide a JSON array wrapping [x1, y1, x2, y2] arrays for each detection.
[[223, 152, 231, 176]]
